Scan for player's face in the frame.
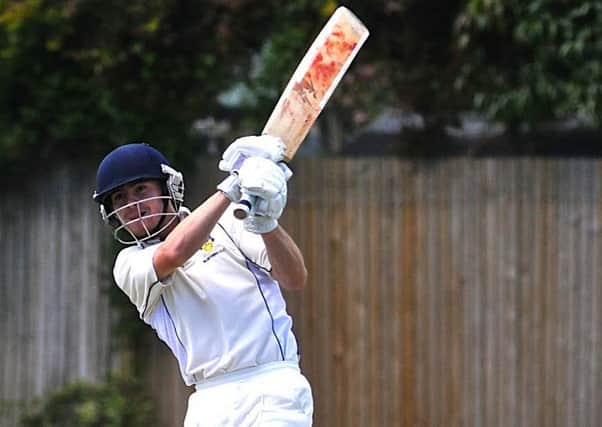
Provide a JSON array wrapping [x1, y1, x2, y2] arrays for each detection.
[[109, 180, 166, 237]]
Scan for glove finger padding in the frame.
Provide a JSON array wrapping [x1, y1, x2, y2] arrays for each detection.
[[216, 175, 242, 203], [240, 183, 286, 234], [252, 190, 287, 219], [279, 163, 293, 181], [238, 157, 287, 200], [219, 135, 286, 173]]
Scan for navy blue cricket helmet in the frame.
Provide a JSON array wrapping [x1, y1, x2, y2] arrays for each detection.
[[93, 143, 179, 204], [92, 143, 185, 244]]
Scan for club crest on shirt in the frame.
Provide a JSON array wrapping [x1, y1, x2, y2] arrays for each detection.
[[201, 238, 214, 253], [200, 237, 224, 262]]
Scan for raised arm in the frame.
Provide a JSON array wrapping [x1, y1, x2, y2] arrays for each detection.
[[153, 191, 231, 280], [262, 226, 308, 290]]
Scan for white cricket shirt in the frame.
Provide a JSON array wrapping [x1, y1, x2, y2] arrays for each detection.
[[113, 206, 300, 386]]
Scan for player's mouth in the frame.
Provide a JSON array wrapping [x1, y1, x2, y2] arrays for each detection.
[[124, 208, 150, 223]]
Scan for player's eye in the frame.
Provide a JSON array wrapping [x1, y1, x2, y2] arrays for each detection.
[[111, 192, 126, 207], [135, 183, 150, 197]]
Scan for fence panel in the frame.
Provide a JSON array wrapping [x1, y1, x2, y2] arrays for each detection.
[[1, 157, 601, 427], [0, 165, 114, 426], [279, 158, 601, 427]]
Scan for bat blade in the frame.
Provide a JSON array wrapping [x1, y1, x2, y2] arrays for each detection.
[[233, 7, 369, 219], [263, 6, 370, 161]]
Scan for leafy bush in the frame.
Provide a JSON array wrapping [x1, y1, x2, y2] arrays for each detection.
[[455, 0, 602, 126], [20, 375, 157, 427]]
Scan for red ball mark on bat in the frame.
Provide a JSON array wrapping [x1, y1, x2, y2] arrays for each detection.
[[293, 76, 317, 107], [309, 37, 357, 89], [330, 28, 358, 54], [309, 52, 333, 85], [293, 29, 360, 107]]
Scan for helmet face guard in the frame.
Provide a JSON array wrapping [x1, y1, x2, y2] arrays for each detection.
[[93, 143, 185, 245], [101, 195, 181, 245]]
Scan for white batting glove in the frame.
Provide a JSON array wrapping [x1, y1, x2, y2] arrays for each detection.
[[243, 189, 287, 234], [219, 135, 286, 173], [243, 214, 279, 234], [216, 175, 241, 203], [277, 162, 293, 181], [237, 157, 288, 234], [237, 157, 287, 201], [253, 188, 287, 219]]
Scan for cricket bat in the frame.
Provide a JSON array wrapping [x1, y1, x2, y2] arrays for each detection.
[[234, 6, 369, 219]]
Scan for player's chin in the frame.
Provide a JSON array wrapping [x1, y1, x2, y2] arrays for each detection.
[[126, 218, 157, 238]]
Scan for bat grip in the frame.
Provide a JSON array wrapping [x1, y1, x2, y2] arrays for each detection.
[[233, 194, 257, 220]]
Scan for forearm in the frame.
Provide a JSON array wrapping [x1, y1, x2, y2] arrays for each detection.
[[262, 226, 308, 290], [154, 192, 230, 279]]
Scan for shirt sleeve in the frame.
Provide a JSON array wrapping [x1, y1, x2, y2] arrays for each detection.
[[113, 244, 171, 320], [218, 206, 272, 270]]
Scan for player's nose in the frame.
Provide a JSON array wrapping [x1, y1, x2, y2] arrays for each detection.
[[121, 196, 146, 216]]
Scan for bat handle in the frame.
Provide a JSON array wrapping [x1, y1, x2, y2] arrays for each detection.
[[233, 194, 256, 220]]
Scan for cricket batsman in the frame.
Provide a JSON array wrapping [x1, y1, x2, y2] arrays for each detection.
[[92, 137, 313, 426]]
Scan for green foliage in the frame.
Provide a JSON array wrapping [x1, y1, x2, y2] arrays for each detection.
[[1, 0, 600, 167], [0, 0, 279, 172], [1, 399, 25, 423], [218, 0, 331, 131], [336, 0, 467, 116], [455, 0, 602, 127], [19, 375, 157, 427]]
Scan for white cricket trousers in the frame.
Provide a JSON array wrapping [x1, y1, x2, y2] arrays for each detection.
[[184, 361, 313, 427]]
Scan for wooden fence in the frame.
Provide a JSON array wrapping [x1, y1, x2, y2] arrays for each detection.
[[282, 158, 601, 427], [1, 157, 601, 426], [0, 165, 114, 426]]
